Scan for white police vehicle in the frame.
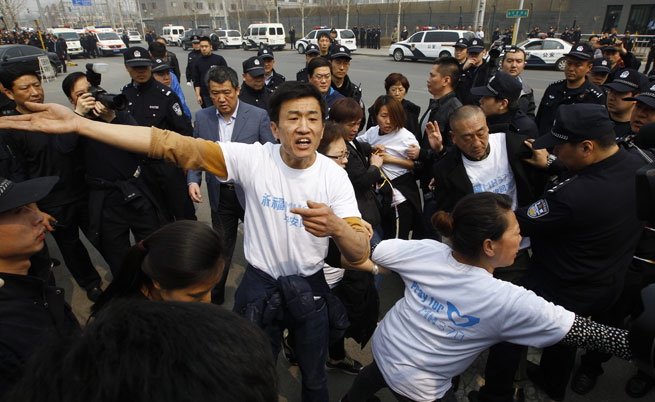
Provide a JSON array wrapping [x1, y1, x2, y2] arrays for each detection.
[[295, 27, 357, 54], [389, 29, 474, 62], [215, 29, 242, 49], [517, 38, 573, 71]]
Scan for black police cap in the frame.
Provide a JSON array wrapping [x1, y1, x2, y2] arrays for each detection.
[[242, 56, 266, 77], [604, 69, 646, 94], [591, 57, 611, 73], [565, 43, 593, 61], [0, 176, 58, 214], [470, 70, 522, 101], [468, 38, 484, 53], [532, 104, 615, 149], [329, 45, 351, 60], [454, 38, 468, 49], [257, 47, 274, 59], [123, 47, 153, 67], [152, 58, 171, 73], [305, 43, 320, 55], [624, 81, 655, 108]]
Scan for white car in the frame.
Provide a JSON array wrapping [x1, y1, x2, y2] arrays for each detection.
[[295, 28, 357, 54], [242, 23, 286, 51], [215, 29, 242, 49], [93, 32, 127, 57], [128, 30, 142, 43], [389, 30, 474, 61], [518, 38, 572, 71], [49, 29, 84, 58]]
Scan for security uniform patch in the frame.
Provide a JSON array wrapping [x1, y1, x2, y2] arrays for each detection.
[[173, 102, 182, 116], [527, 199, 549, 218]]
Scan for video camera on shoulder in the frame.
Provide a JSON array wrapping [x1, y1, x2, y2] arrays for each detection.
[[85, 63, 127, 111]]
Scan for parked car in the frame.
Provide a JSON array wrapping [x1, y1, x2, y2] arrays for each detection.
[[180, 28, 220, 50], [128, 30, 142, 43], [295, 28, 357, 54], [161, 25, 185, 46], [215, 29, 242, 49], [242, 23, 285, 50], [389, 30, 474, 62], [0, 44, 62, 76], [93, 32, 127, 57], [517, 38, 573, 71]]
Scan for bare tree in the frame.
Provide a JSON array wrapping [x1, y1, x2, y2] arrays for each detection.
[[293, 0, 317, 36], [1, 0, 25, 29], [255, 0, 273, 23]]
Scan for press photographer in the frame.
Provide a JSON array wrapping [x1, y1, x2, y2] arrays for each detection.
[[59, 68, 163, 274], [600, 36, 641, 82]]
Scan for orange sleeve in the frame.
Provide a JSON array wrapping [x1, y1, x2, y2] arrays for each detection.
[[343, 216, 370, 264], [148, 127, 228, 178]]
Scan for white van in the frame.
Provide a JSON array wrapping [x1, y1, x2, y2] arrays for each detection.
[[295, 28, 357, 54], [242, 23, 285, 50], [161, 25, 185, 46], [50, 28, 84, 58], [92, 31, 127, 57]]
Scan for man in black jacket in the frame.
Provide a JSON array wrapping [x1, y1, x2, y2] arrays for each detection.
[[472, 71, 538, 138], [0, 176, 80, 398], [1, 65, 102, 301], [154, 38, 181, 82], [329, 46, 365, 129], [258, 47, 285, 92], [193, 36, 227, 108], [55, 34, 68, 73], [239, 56, 273, 110], [185, 36, 201, 85], [456, 38, 486, 105]]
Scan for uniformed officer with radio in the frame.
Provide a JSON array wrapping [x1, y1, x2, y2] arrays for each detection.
[[476, 104, 646, 402], [296, 44, 320, 82], [535, 43, 606, 136], [121, 47, 196, 222]]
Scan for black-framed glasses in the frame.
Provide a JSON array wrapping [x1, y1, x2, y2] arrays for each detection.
[[326, 151, 350, 161]]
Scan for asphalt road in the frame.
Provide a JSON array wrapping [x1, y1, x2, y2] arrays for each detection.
[[40, 46, 649, 402]]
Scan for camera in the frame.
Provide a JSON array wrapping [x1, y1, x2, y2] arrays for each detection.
[[599, 36, 620, 47], [85, 63, 127, 111]]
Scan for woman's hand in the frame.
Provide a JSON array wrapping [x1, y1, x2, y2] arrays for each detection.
[[74, 93, 96, 117], [405, 144, 420, 160]]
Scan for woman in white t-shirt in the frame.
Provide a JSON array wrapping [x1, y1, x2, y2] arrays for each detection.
[[341, 192, 632, 402], [357, 95, 422, 240]]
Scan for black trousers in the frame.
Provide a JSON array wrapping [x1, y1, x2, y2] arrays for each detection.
[[347, 359, 457, 402], [382, 201, 416, 240], [201, 95, 213, 109], [99, 201, 161, 274], [210, 184, 245, 303], [142, 162, 197, 222], [43, 199, 101, 290]]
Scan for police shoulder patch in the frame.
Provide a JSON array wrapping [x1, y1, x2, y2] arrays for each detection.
[[172, 102, 182, 116], [527, 199, 549, 218], [550, 79, 565, 86]]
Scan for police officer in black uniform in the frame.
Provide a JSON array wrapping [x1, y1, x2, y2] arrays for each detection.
[[60, 71, 163, 274], [296, 44, 320, 82], [477, 104, 646, 402], [453, 37, 468, 66], [257, 47, 285, 92], [471, 70, 539, 138], [535, 43, 606, 136], [456, 38, 487, 105], [329, 45, 366, 129], [239, 56, 273, 110], [120, 47, 196, 222], [603, 68, 647, 139], [185, 36, 201, 85]]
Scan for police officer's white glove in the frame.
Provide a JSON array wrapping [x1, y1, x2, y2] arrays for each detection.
[[186, 81, 193, 87]]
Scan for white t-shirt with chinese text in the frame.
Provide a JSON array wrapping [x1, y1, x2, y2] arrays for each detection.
[[220, 141, 361, 279], [371, 239, 574, 402], [357, 126, 419, 205]]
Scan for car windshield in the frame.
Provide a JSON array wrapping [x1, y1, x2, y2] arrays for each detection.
[[227, 30, 240, 37], [340, 30, 355, 39], [59, 32, 80, 41], [517, 40, 530, 48], [97, 33, 120, 40]]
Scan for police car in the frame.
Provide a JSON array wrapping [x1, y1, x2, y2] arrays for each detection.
[[295, 27, 357, 54], [517, 38, 572, 71], [215, 29, 242, 49], [389, 30, 474, 62]]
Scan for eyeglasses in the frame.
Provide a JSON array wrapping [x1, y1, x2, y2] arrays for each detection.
[[326, 151, 350, 161]]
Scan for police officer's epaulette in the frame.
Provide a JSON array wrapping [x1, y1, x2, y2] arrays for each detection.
[[546, 175, 578, 193], [276, 73, 286, 80], [297, 67, 306, 74], [120, 83, 131, 91], [265, 87, 275, 94], [549, 79, 566, 86], [586, 87, 604, 98], [160, 87, 173, 97]]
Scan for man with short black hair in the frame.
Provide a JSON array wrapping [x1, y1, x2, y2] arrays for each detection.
[[193, 36, 227, 108], [151, 39, 181, 82], [308, 57, 344, 109], [0, 81, 371, 402], [1, 65, 102, 301], [257, 47, 286, 91], [603, 68, 646, 138], [239, 56, 273, 110], [317, 31, 332, 57], [329, 45, 365, 125], [535, 43, 605, 136], [188, 65, 275, 304], [500, 46, 536, 118]]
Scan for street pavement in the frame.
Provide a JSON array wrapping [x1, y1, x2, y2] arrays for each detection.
[[38, 45, 650, 402]]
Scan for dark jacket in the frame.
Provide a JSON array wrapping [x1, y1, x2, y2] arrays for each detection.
[[55, 37, 67, 58], [432, 132, 544, 213], [486, 109, 538, 139], [0, 273, 80, 394], [239, 83, 273, 111], [192, 53, 228, 97], [325, 87, 345, 110], [265, 69, 286, 92], [607, 52, 641, 83], [165, 52, 181, 82], [185, 49, 201, 83], [367, 99, 420, 141], [344, 140, 382, 226]]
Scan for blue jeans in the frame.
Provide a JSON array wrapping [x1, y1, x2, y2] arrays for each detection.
[[270, 299, 330, 402]]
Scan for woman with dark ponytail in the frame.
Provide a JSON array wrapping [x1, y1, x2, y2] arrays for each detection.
[[92, 221, 224, 315], [342, 192, 634, 402]]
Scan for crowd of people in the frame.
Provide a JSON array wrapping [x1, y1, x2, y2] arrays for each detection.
[[0, 26, 654, 402]]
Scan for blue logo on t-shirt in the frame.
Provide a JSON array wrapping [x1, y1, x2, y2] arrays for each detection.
[[446, 301, 480, 328]]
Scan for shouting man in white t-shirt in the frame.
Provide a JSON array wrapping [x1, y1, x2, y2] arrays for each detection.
[[0, 81, 371, 402]]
